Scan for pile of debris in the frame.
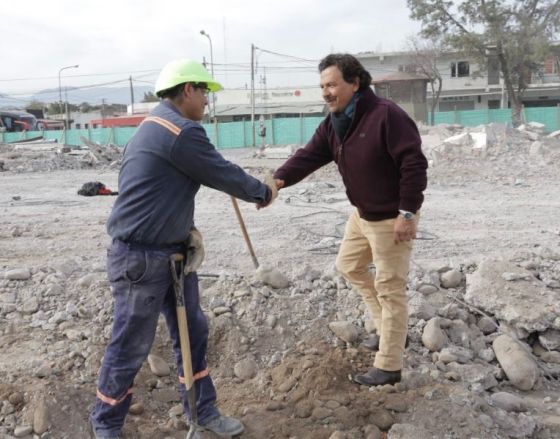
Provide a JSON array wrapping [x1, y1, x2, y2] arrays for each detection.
[[1, 246, 559, 437], [417, 122, 560, 186], [0, 138, 122, 173]]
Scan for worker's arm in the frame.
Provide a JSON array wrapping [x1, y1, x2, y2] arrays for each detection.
[[170, 124, 270, 205], [273, 119, 333, 188]]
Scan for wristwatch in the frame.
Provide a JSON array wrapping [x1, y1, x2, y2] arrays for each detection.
[[399, 210, 415, 220]]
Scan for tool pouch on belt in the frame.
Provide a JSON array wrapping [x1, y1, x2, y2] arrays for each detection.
[[184, 228, 205, 274]]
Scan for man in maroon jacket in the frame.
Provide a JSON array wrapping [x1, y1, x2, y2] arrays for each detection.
[[273, 54, 428, 386]]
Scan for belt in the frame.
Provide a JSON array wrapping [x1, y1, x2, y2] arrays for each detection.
[[113, 238, 185, 252]]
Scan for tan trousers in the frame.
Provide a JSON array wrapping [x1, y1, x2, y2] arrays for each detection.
[[335, 210, 415, 371]]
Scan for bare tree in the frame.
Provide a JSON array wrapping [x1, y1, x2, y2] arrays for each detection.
[[406, 37, 444, 125], [407, 0, 560, 126]]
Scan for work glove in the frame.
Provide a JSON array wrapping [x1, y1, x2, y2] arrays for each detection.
[[184, 228, 205, 274], [257, 172, 278, 209]]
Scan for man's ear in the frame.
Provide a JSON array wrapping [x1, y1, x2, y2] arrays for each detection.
[[182, 83, 192, 98]]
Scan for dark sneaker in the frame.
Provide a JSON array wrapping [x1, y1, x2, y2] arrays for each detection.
[[200, 415, 244, 436], [359, 335, 409, 351], [360, 334, 380, 350], [353, 367, 402, 386]]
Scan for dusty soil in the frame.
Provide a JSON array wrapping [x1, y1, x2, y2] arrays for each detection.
[[1, 130, 560, 439]]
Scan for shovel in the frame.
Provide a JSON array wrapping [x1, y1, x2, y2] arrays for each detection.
[[170, 253, 204, 439], [230, 195, 290, 289]]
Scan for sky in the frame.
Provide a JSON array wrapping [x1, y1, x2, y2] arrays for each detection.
[[0, 0, 421, 102]]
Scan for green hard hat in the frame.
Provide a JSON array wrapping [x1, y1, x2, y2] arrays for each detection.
[[155, 59, 222, 96]]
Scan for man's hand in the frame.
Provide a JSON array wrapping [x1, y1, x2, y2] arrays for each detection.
[[256, 174, 283, 209], [184, 228, 205, 274], [393, 215, 417, 243]]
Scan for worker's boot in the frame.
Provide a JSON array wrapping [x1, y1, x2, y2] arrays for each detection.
[[199, 414, 244, 436], [353, 367, 402, 386]]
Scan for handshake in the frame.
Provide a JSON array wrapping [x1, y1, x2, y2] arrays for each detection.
[[257, 173, 285, 210]]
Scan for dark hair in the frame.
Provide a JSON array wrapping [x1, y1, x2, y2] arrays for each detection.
[[318, 54, 372, 90], [157, 82, 186, 99]]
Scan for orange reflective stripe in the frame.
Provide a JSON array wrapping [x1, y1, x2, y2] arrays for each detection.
[[142, 116, 181, 136], [96, 388, 133, 406], [193, 369, 209, 381], [179, 369, 209, 383]]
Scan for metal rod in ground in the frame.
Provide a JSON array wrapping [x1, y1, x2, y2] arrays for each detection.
[[230, 196, 259, 268], [170, 254, 202, 437]]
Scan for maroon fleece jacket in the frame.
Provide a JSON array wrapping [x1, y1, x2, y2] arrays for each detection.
[[273, 88, 428, 221]]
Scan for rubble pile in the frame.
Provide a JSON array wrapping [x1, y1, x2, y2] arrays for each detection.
[[419, 122, 560, 186], [1, 246, 560, 437], [0, 141, 122, 173]]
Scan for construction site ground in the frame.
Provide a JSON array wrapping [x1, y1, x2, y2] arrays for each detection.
[[1, 124, 560, 439]]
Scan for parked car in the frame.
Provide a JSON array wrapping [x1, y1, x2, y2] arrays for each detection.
[[0, 110, 38, 132]]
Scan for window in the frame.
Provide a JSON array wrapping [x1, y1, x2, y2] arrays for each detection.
[[451, 61, 470, 78]]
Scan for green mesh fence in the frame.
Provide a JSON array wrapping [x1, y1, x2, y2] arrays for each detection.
[[434, 106, 560, 132], [2, 107, 557, 148]]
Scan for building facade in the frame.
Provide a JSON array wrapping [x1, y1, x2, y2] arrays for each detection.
[[357, 47, 560, 112]]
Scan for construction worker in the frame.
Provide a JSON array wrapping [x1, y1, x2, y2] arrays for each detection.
[[273, 54, 428, 386], [90, 59, 277, 439]]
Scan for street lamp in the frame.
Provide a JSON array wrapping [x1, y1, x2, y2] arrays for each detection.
[[58, 64, 79, 128], [199, 30, 216, 122]]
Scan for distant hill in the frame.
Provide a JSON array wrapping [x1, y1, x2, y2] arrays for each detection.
[[0, 85, 154, 109]]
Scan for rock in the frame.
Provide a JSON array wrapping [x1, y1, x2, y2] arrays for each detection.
[[294, 401, 313, 418], [33, 400, 49, 435], [477, 316, 497, 334], [34, 363, 52, 378], [77, 273, 97, 288], [278, 378, 297, 393], [234, 358, 258, 380], [540, 351, 560, 364], [493, 334, 539, 390], [490, 410, 536, 438], [147, 354, 171, 377], [489, 392, 527, 412], [422, 318, 447, 351], [21, 297, 39, 315], [466, 259, 559, 332], [388, 423, 431, 438], [447, 363, 499, 390], [417, 284, 439, 295], [255, 266, 290, 289], [440, 269, 462, 288], [408, 294, 436, 320], [129, 402, 144, 415], [328, 321, 359, 343], [14, 425, 33, 437], [370, 408, 394, 430], [5, 269, 31, 281], [212, 306, 231, 316], [538, 329, 560, 350], [311, 406, 331, 420], [439, 346, 473, 364], [8, 393, 24, 406], [265, 401, 285, 411], [363, 424, 382, 439], [329, 432, 346, 439]]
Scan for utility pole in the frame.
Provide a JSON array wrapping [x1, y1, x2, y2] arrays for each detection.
[[251, 43, 256, 147], [64, 87, 70, 130], [200, 30, 217, 123], [102, 99, 106, 121], [129, 76, 135, 114]]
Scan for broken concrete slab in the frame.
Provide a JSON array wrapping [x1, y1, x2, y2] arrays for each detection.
[[465, 259, 560, 332]]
